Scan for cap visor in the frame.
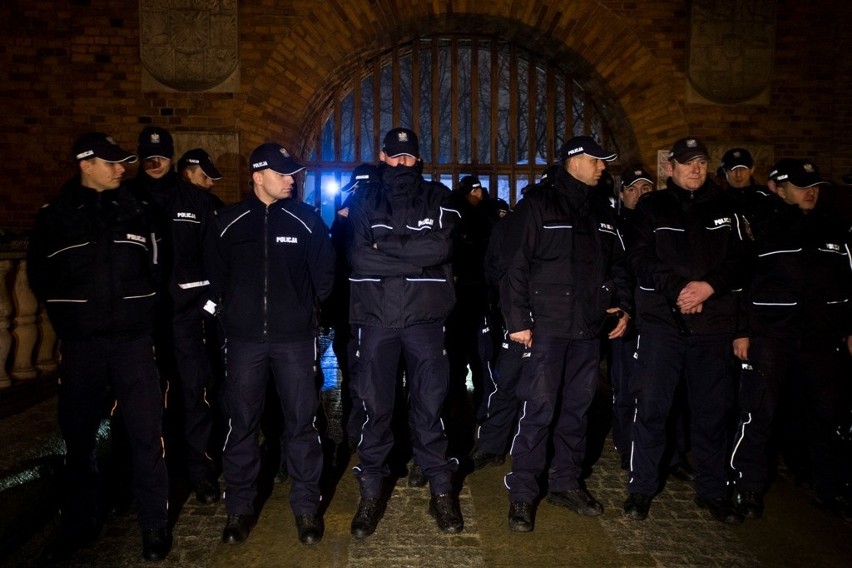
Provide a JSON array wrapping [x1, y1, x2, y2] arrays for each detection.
[[100, 149, 138, 164], [386, 152, 417, 159], [201, 164, 223, 180], [586, 151, 617, 161], [269, 165, 306, 176], [624, 176, 653, 187], [674, 152, 708, 164]]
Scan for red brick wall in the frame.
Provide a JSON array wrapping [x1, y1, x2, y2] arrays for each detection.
[[1, 0, 850, 232]]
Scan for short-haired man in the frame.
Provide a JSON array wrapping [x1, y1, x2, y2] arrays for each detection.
[[499, 136, 632, 531], [624, 137, 748, 524], [730, 159, 852, 520], [211, 143, 334, 545], [28, 132, 171, 562], [346, 128, 462, 538]]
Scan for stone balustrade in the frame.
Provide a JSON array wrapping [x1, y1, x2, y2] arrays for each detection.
[[0, 238, 58, 388]]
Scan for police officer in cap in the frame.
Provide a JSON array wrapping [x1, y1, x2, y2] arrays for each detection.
[[346, 127, 463, 538], [499, 136, 632, 531], [624, 137, 748, 524], [29, 132, 171, 562], [730, 159, 852, 520], [211, 142, 334, 545], [719, 147, 774, 222]]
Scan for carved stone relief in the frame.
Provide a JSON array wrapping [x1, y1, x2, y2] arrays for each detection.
[[140, 0, 239, 92], [687, 0, 775, 104]]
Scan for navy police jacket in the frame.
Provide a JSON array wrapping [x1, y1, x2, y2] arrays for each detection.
[[346, 172, 459, 328], [211, 191, 334, 343], [500, 168, 632, 339], [739, 202, 851, 340], [133, 172, 217, 312], [27, 179, 161, 341], [629, 178, 748, 336]]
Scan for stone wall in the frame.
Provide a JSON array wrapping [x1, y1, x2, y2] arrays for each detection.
[[1, 0, 850, 232]]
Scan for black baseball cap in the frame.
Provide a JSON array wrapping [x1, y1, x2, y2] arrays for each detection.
[[382, 128, 420, 158], [342, 163, 379, 192], [457, 175, 484, 195], [557, 135, 617, 162], [621, 168, 654, 189], [720, 147, 754, 171], [668, 137, 709, 164], [137, 126, 174, 160], [768, 158, 828, 188], [249, 143, 305, 175], [178, 148, 223, 180], [72, 132, 137, 163]]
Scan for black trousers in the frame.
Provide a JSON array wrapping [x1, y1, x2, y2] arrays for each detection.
[[351, 323, 454, 497], [221, 338, 322, 516], [506, 335, 599, 502], [730, 336, 850, 499], [475, 334, 526, 456], [172, 308, 216, 484], [58, 336, 168, 531], [628, 332, 735, 499]]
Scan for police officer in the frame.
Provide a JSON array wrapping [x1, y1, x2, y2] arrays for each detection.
[[730, 159, 852, 520], [346, 127, 463, 538], [134, 132, 223, 505], [211, 143, 334, 545], [329, 163, 380, 448], [178, 147, 226, 209], [624, 137, 748, 524], [28, 132, 171, 562], [499, 137, 632, 532], [719, 147, 775, 222], [609, 168, 653, 468], [446, 175, 493, 446], [468, 166, 555, 472]]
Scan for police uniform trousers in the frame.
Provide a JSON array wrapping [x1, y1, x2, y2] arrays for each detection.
[[352, 322, 454, 497], [221, 338, 322, 516], [475, 336, 526, 456], [609, 333, 637, 461], [58, 336, 169, 531], [172, 307, 216, 485], [628, 332, 734, 499], [506, 335, 599, 502], [730, 336, 849, 499]]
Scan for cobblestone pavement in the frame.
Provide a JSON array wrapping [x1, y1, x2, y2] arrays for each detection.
[[3, 349, 851, 567]]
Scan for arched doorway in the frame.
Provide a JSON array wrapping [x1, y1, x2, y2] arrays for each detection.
[[301, 35, 627, 225]]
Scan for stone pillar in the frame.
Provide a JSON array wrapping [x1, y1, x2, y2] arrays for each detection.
[[36, 305, 58, 373], [11, 259, 38, 380], [0, 259, 13, 388]]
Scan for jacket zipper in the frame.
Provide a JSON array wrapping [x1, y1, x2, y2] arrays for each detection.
[[263, 205, 269, 341]]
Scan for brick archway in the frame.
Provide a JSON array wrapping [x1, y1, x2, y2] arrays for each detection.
[[237, 1, 688, 173]]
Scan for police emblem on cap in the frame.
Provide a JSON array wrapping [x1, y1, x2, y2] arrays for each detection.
[[398, 131, 409, 142], [633, 169, 642, 175], [280, 147, 290, 158], [686, 139, 697, 148], [150, 133, 161, 144], [803, 162, 815, 173], [733, 151, 741, 158]]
